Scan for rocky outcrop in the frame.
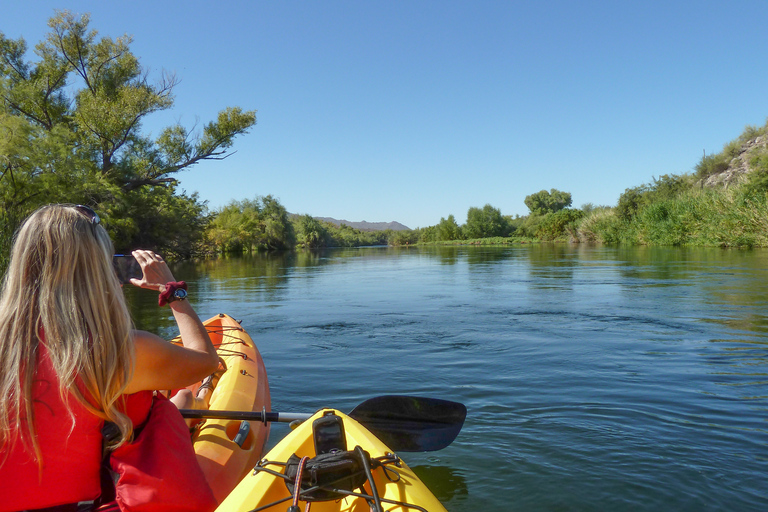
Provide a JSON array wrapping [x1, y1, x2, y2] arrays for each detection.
[[702, 134, 767, 188]]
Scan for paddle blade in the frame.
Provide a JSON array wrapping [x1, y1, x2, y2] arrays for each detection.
[[349, 395, 466, 452]]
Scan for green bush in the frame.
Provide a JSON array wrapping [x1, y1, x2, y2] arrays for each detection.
[[616, 186, 648, 220], [738, 123, 768, 145], [742, 150, 768, 196], [510, 214, 546, 238], [695, 154, 730, 179], [577, 209, 628, 244], [293, 214, 330, 248], [389, 229, 419, 246], [464, 204, 510, 238], [635, 201, 691, 246], [584, 121, 768, 247], [618, 187, 768, 248], [535, 209, 584, 241], [205, 195, 295, 253]]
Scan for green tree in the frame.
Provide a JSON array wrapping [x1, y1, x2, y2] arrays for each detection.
[[203, 200, 257, 253], [524, 189, 572, 215], [0, 10, 256, 263], [389, 229, 418, 246], [436, 214, 461, 241], [615, 174, 689, 221], [463, 204, 508, 239], [295, 214, 329, 248], [205, 196, 294, 253], [616, 186, 647, 220], [418, 226, 438, 243], [260, 195, 295, 250], [535, 209, 584, 240]]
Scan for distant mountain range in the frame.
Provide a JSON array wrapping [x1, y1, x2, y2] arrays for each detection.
[[315, 217, 411, 232]]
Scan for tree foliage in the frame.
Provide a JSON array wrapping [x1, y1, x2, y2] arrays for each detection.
[[295, 214, 330, 248], [535, 209, 584, 241], [388, 229, 419, 246], [616, 174, 690, 221], [524, 189, 572, 215], [290, 215, 398, 248], [743, 150, 768, 197], [0, 10, 256, 267], [437, 214, 462, 241], [205, 195, 295, 252], [464, 204, 509, 239], [695, 154, 730, 179], [326, 222, 391, 247]]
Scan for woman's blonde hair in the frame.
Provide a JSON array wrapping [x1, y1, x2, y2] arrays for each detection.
[[0, 204, 135, 463]]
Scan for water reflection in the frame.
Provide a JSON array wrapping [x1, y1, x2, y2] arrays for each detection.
[[126, 253, 295, 334], [526, 244, 579, 291], [411, 465, 468, 502], [431, 246, 461, 266]]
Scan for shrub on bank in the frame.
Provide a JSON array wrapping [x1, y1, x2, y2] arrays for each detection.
[[634, 199, 698, 246], [535, 209, 584, 241], [577, 209, 630, 244], [508, 214, 545, 237], [580, 186, 768, 248]]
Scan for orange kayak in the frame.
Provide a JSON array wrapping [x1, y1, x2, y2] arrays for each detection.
[[171, 313, 271, 503]]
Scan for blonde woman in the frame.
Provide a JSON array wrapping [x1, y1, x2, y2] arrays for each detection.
[[0, 204, 219, 511]]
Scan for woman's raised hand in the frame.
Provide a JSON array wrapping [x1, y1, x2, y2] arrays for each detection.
[[129, 250, 177, 292]]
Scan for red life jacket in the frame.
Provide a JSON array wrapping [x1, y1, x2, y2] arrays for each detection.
[[0, 342, 151, 511]]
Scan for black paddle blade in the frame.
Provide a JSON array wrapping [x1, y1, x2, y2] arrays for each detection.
[[349, 395, 466, 452]]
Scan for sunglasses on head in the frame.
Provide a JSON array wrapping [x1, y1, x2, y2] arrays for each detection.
[[74, 204, 101, 225]]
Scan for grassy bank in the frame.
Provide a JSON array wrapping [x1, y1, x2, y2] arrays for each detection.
[[577, 186, 768, 248]]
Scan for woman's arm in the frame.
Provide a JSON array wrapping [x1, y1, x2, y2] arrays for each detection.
[[123, 250, 218, 394]]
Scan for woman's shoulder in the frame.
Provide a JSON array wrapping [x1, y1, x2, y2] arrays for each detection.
[[131, 328, 165, 343]]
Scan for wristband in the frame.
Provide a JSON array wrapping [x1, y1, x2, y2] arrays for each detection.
[[158, 281, 188, 306]]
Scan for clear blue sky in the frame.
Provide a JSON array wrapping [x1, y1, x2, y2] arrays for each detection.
[[3, 1, 768, 228]]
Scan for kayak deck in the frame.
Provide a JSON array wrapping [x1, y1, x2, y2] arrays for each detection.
[[171, 313, 271, 504], [217, 409, 446, 512]]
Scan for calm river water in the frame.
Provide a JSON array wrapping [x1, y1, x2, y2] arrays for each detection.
[[127, 245, 768, 511]]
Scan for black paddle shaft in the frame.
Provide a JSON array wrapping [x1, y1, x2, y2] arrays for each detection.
[[179, 395, 466, 452], [179, 407, 308, 423]]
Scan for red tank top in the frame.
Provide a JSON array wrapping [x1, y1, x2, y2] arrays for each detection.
[[0, 343, 152, 511]]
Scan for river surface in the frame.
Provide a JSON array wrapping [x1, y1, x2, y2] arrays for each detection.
[[126, 245, 768, 511]]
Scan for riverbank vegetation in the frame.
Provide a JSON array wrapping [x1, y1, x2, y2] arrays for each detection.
[[412, 121, 768, 249], [179, 118, 768, 253], [3, 12, 768, 276], [575, 121, 768, 248], [408, 189, 583, 245], [200, 197, 392, 252]]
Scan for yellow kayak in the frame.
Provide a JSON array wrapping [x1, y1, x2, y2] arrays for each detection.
[[171, 313, 271, 504], [217, 408, 447, 512]]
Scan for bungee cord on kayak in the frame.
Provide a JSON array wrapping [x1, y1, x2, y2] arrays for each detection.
[[207, 400, 459, 510], [286, 455, 309, 512], [247, 450, 424, 512], [173, 324, 251, 361]]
